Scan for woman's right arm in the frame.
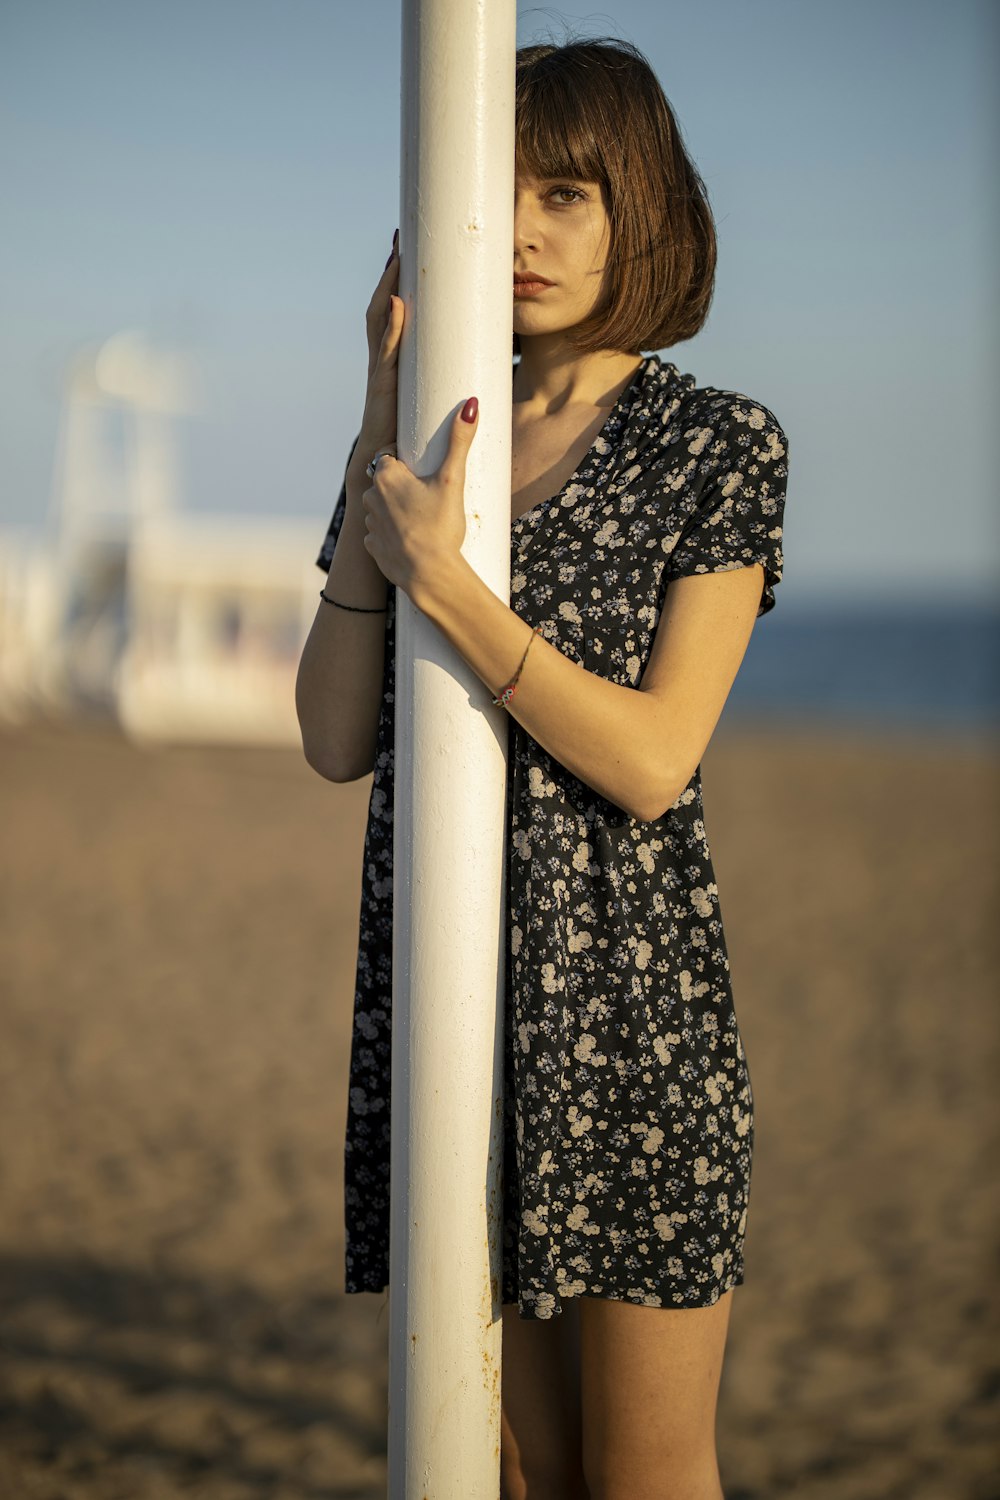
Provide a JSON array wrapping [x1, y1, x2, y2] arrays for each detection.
[[295, 228, 404, 782], [295, 443, 390, 782]]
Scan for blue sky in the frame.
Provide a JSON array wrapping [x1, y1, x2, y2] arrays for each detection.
[[0, 0, 996, 604]]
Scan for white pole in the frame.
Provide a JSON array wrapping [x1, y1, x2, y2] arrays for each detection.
[[389, 0, 516, 1495]]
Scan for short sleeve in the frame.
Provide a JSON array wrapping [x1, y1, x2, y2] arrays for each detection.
[[664, 402, 788, 618], [315, 431, 362, 574]]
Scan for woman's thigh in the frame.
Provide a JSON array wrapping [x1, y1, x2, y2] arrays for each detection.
[[578, 1288, 735, 1500], [500, 1298, 587, 1500]]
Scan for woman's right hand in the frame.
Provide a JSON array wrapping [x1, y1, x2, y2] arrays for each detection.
[[353, 229, 403, 471]]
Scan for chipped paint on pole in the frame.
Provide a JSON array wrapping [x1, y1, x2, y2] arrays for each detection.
[[388, 0, 516, 1494]]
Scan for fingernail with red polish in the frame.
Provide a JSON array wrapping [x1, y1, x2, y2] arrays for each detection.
[[461, 397, 478, 423]]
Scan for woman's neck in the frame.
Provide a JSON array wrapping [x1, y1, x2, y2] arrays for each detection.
[[513, 340, 645, 415]]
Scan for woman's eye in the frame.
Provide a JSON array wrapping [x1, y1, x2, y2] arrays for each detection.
[[551, 186, 584, 204]]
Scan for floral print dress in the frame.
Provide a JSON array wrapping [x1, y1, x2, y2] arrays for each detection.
[[315, 351, 788, 1320]]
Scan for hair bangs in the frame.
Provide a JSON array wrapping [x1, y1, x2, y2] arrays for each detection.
[[514, 60, 605, 189]]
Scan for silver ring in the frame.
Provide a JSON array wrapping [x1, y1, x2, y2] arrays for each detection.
[[366, 446, 395, 479]]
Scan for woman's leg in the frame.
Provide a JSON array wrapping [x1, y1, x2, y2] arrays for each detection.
[[578, 1287, 735, 1500], [500, 1297, 588, 1500]]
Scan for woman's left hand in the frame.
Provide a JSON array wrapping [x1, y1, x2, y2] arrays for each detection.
[[361, 396, 480, 610]]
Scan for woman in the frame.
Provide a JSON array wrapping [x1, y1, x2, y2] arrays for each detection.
[[296, 36, 788, 1500]]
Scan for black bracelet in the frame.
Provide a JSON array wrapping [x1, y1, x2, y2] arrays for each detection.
[[319, 587, 387, 612]]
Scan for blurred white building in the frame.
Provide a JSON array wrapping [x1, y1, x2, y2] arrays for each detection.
[[0, 330, 321, 747]]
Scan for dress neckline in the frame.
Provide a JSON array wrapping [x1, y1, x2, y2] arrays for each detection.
[[510, 355, 653, 532]]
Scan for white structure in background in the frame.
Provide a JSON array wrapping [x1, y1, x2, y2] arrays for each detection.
[[119, 509, 318, 745], [0, 328, 320, 746], [0, 523, 64, 723]]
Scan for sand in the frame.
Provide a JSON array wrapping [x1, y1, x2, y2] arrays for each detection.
[[0, 717, 997, 1499]]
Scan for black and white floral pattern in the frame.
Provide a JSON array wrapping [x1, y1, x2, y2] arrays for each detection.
[[316, 353, 788, 1320]]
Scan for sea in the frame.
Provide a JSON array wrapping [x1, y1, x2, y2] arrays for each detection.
[[722, 599, 1000, 738]]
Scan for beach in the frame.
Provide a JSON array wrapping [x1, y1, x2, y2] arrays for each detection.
[[0, 717, 996, 1499]]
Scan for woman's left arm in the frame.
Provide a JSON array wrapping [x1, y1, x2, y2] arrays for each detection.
[[415, 554, 764, 823]]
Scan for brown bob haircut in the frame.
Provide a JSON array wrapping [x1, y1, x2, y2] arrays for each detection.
[[514, 37, 717, 358]]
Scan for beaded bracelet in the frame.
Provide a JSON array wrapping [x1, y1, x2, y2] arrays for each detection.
[[491, 624, 541, 708], [319, 588, 387, 612]]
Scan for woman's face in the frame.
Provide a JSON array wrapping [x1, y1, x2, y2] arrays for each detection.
[[513, 170, 612, 341]]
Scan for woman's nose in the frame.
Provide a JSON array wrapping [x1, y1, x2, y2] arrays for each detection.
[[513, 197, 540, 250]]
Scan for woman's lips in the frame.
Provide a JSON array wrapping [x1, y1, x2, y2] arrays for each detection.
[[513, 281, 552, 297]]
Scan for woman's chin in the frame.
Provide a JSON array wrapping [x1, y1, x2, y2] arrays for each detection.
[[512, 311, 571, 338]]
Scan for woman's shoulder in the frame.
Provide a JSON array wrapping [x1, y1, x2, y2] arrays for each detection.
[[629, 358, 789, 487], [648, 355, 787, 445]]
